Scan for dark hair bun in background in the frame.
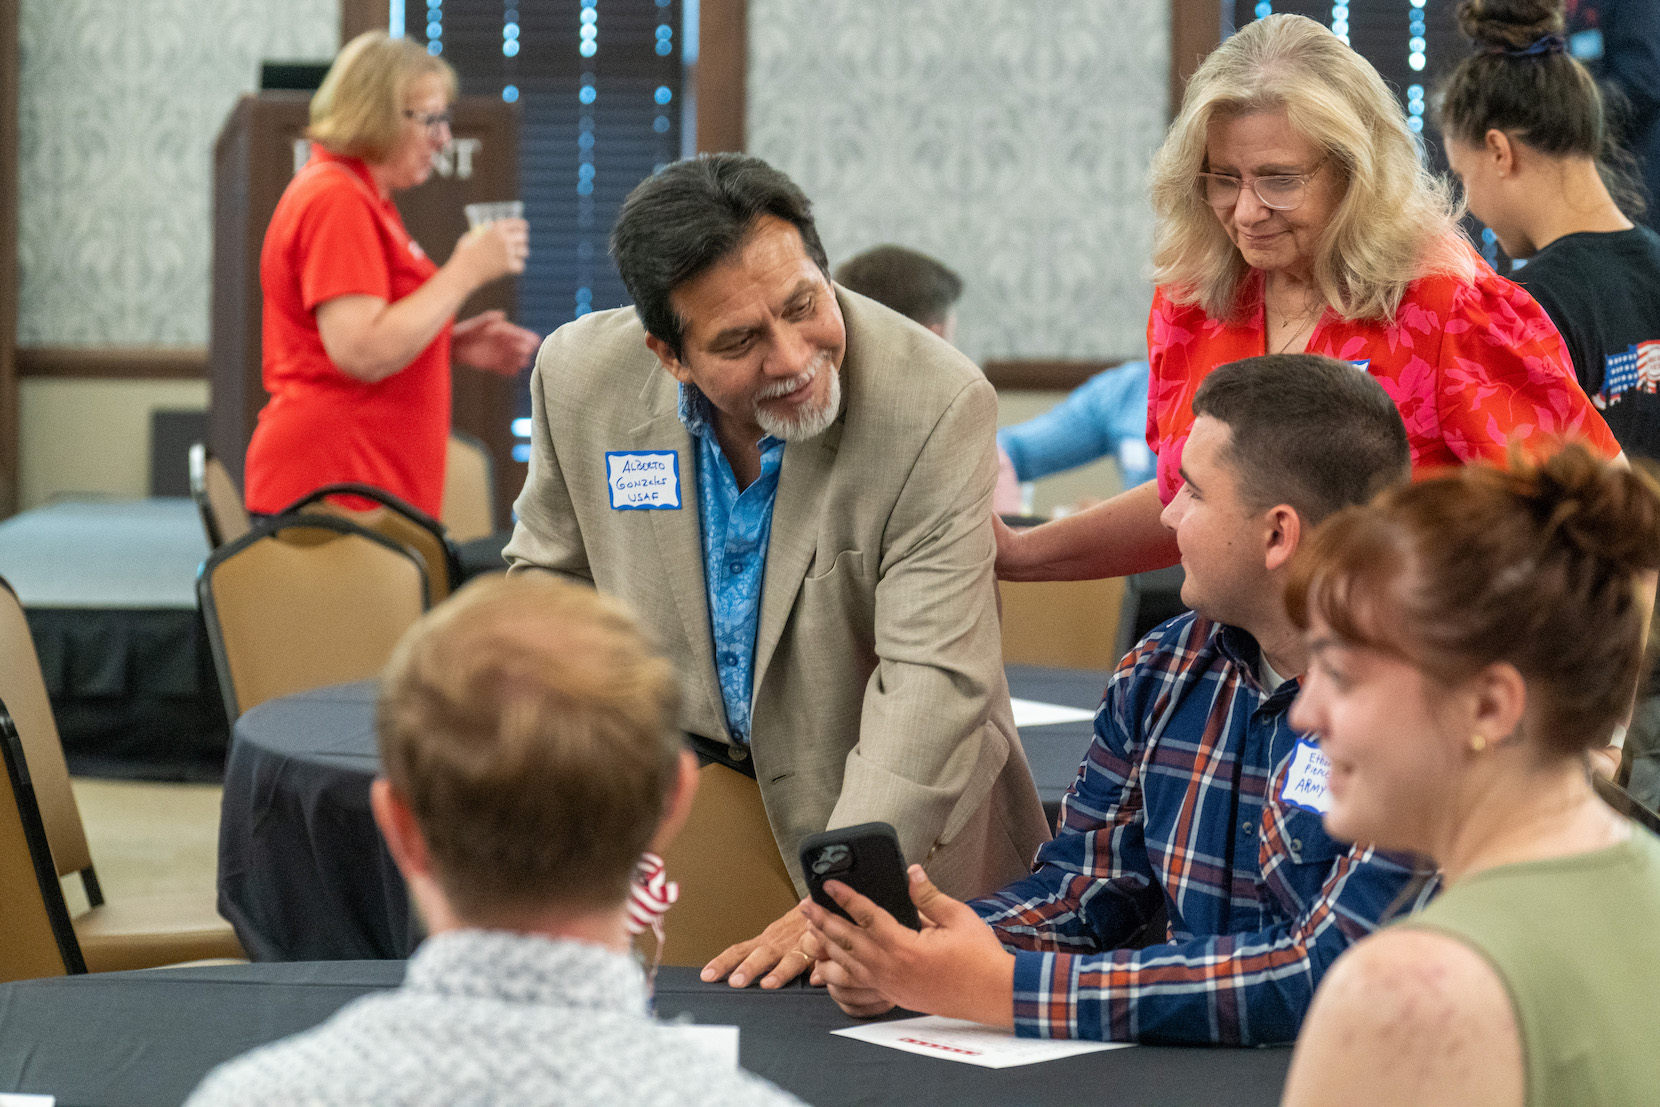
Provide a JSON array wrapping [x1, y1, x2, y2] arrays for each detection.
[[1457, 0, 1565, 52]]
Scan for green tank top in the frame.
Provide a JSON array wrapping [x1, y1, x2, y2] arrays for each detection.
[[1399, 826, 1660, 1107]]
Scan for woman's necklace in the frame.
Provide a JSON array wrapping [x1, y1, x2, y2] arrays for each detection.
[[1265, 282, 1325, 355]]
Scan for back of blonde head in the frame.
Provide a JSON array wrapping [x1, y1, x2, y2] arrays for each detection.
[[376, 574, 682, 921], [1150, 14, 1467, 322]]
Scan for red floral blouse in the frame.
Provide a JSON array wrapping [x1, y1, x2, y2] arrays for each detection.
[[1146, 245, 1620, 504]]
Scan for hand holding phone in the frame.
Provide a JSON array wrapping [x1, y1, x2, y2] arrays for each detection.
[[798, 821, 921, 931]]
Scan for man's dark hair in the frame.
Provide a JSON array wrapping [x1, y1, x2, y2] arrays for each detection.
[[610, 154, 830, 359], [1192, 353, 1410, 525], [833, 245, 964, 328]]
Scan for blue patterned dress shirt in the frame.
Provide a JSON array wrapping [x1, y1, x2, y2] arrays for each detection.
[[681, 384, 784, 744]]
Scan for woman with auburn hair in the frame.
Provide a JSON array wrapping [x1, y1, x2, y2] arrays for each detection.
[[1281, 444, 1660, 1106], [245, 31, 539, 519], [996, 13, 1621, 585]]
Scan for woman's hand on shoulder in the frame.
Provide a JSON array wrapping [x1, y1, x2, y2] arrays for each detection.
[[453, 310, 541, 377], [1281, 928, 1522, 1107], [449, 218, 530, 289]]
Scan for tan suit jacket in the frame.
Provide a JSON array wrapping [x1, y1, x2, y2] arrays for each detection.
[[504, 288, 1049, 895]]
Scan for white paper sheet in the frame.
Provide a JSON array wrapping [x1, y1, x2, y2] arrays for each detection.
[[0, 1095, 55, 1106], [661, 1024, 740, 1069], [1010, 698, 1097, 728], [832, 1016, 1131, 1068]]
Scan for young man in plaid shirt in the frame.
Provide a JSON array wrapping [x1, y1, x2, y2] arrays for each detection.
[[803, 353, 1431, 1045]]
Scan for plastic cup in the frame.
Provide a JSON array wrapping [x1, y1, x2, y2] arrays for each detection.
[[465, 200, 524, 229]]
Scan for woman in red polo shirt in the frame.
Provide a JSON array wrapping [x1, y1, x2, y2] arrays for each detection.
[[246, 32, 538, 519], [996, 14, 1622, 584]]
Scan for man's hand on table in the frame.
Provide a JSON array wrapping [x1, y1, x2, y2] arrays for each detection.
[[702, 902, 816, 989], [802, 865, 1015, 1030]]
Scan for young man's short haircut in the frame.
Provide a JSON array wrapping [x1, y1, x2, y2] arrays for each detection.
[[376, 574, 682, 921], [833, 245, 964, 329], [1192, 353, 1410, 525]]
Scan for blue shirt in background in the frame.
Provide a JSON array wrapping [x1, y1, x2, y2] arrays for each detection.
[[681, 384, 784, 744], [997, 361, 1154, 490]]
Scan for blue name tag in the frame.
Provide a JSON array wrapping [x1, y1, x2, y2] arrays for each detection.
[[606, 450, 681, 510], [1349, 359, 1371, 372]]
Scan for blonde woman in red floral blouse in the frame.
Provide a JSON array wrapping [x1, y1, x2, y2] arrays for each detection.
[[997, 14, 1619, 585]]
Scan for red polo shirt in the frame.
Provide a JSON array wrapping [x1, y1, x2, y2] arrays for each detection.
[[245, 147, 451, 517]]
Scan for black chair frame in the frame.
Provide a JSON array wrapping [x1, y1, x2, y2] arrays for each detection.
[[0, 576, 104, 910], [277, 482, 462, 595], [0, 697, 86, 975]]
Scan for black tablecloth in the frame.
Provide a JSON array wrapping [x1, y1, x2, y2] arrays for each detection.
[[0, 499, 228, 780], [0, 962, 1290, 1107], [220, 668, 1110, 963]]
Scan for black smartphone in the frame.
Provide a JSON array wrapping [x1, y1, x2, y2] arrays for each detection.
[[798, 821, 921, 930]]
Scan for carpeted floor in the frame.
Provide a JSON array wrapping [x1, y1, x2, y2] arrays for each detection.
[[61, 778, 222, 915]]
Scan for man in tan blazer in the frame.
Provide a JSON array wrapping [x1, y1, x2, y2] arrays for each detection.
[[503, 154, 1048, 991]]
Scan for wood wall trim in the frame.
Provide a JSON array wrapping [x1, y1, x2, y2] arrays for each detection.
[[0, 0, 19, 516], [982, 359, 1125, 393], [339, 0, 387, 45], [16, 346, 208, 380], [696, 0, 746, 153], [1169, 0, 1224, 120]]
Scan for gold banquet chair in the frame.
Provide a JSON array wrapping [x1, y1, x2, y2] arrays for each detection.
[[188, 443, 251, 550], [443, 430, 497, 543], [654, 762, 802, 968], [0, 578, 245, 972], [280, 483, 461, 604], [198, 515, 429, 721], [997, 576, 1128, 671], [0, 701, 86, 983]]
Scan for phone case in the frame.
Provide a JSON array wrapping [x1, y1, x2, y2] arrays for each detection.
[[798, 821, 921, 930]]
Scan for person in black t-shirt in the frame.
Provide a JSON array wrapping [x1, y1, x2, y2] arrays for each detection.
[[1439, 0, 1660, 462]]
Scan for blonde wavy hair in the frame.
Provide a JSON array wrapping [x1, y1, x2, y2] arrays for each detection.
[[1149, 14, 1468, 323], [308, 31, 457, 164]]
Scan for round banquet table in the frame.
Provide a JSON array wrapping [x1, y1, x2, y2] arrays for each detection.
[[218, 667, 1109, 963], [0, 961, 1290, 1107]]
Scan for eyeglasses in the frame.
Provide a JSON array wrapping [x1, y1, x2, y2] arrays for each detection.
[[402, 109, 453, 135], [1197, 163, 1325, 211]]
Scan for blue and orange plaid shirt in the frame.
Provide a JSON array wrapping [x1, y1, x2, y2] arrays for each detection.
[[971, 612, 1431, 1045]]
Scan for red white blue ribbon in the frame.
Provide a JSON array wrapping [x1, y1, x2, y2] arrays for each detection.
[[625, 852, 679, 937]]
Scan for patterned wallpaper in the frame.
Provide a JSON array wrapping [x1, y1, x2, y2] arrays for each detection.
[[747, 0, 1170, 363], [17, 0, 338, 346]]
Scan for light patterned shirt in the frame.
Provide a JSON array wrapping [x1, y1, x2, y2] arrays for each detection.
[[185, 930, 802, 1107]]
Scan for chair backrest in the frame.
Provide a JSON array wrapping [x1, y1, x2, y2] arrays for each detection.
[[0, 700, 86, 981], [198, 515, 428, 720], [0, 579, 94, 884], [1593, 773, 1660, 837], [443, 431, 496, 542], [998, 577, 1127, 670], [652, 763, 802, 968], [188, 443, 250, 550], [281, 483, 460, 603]]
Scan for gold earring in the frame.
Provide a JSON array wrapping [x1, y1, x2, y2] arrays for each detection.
[[1470, 733, 1487, 753]]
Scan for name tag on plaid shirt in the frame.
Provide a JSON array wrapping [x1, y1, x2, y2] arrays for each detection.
[[1280, 739, 1333, 816]]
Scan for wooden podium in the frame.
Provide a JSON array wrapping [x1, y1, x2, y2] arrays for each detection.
[[209, 93, 526, 524]]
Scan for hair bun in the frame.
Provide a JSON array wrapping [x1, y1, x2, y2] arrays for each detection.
[[1457, 0, 1565, 52], [1524, 446, 1660, 578]]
